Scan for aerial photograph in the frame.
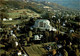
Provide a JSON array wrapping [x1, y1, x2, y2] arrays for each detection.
[[0, 0, 80, 56]]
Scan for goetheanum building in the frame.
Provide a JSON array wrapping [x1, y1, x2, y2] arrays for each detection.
[[30, 19, 57, 31]]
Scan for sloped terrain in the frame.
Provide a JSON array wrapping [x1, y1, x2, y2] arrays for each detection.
[[4, 0, 71, 13]]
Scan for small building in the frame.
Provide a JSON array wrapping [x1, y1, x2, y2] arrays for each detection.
[[34, 35, 39, 40], [57, 45, 62, 49], [31, 19, 57, 31], [3, 18, 7, 21], [12, 41, 18, 48], [17, 25, 20, 30], [15, 42, 18, 47], [34, 34, 43, 40], [63, 23, 66, 26], [10, 30, 13, 35], [70, 30, 74, 33], [12, 34, 17, 38], [17, 50, 22, 56], [9, 18, 12, 21], [3, 18, 13, 21], [22, 54, 28, 56]]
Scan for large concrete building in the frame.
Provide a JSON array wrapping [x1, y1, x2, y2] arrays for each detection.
[[31, 19, 57, 31]]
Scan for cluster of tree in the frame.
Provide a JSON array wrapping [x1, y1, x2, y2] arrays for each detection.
[[0, 0, 9, 27], [28, 6, 43, 13], [41, 12, 54, 19], [0, 0, 9, 19]]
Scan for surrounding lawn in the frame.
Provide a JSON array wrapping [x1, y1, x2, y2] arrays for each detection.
[[2, 20, 22, 25], [8, 9, 40, 18], [24, 45, 46, 56], [8, 12, 20, 18], [24, 42, 56, 56], [2, 9, 40, 25]]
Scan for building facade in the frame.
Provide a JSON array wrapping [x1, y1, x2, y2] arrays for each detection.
[[31, 19, 57, 31]]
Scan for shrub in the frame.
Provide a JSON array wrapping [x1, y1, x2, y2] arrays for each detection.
[[28, 31, 33, 38]]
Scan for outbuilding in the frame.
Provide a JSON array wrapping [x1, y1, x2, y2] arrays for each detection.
[[9, 18, 12, 21], [3, 18, 7, 21]]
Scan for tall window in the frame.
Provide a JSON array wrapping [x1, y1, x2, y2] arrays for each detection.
[[44, 23, 46, 27], [39, 22, 44, 27]]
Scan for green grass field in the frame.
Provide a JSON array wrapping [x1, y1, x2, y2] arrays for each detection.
[[2, 20, 22, 25], [8, 9, 40, 18], [24, 45, 46, 56], [2, 9, 40, 25], [8, 12, 20, 18]]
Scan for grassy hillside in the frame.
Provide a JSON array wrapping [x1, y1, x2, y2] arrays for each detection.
[[8, 9, 40, 18], [4, 1, 71, 12]]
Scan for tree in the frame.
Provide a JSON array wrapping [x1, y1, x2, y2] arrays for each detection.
[[44, 31, 49, 42], [26, 34, 30, 42], [0, 0, 5, 6], [52, 49, 57, 56], [26, 37, 30, 42], [63, 49, 68, 56], [0, 12, 9, 20], [28, 31, 33, 38], [75, 16, 80, 22], [75, 49, 79, 56], [49, 31, 55, 41], [41, 12, 54, 19]]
